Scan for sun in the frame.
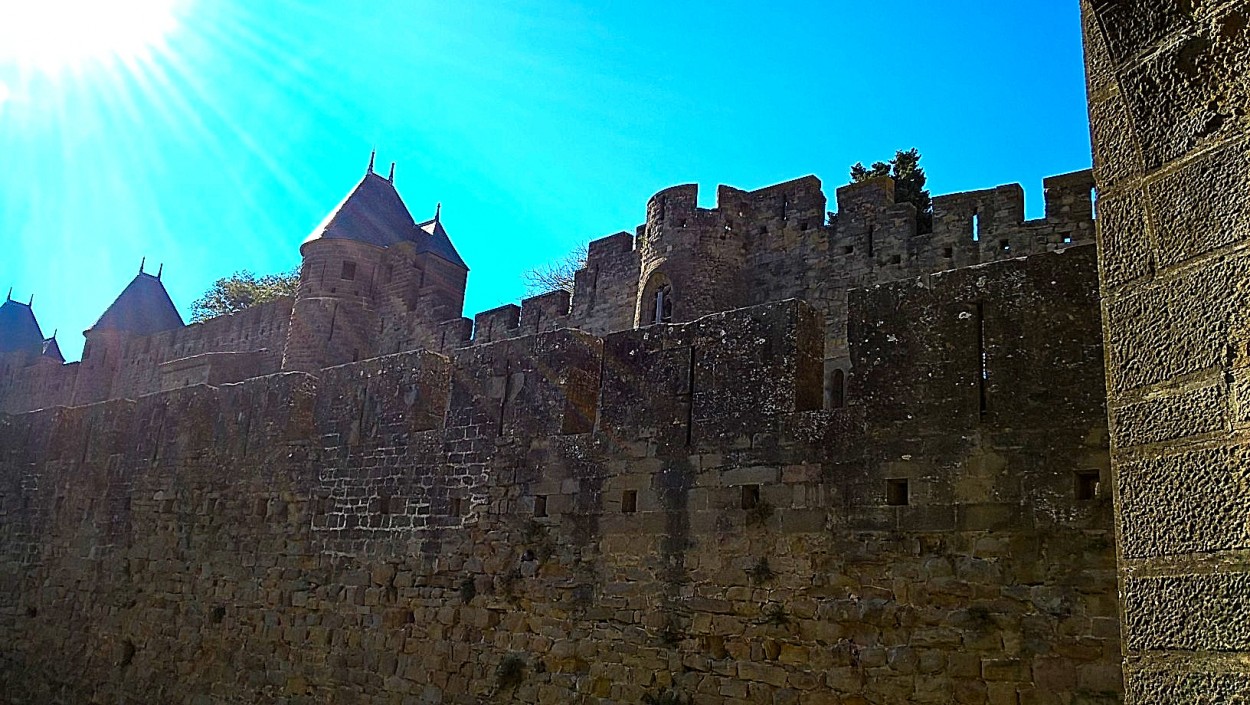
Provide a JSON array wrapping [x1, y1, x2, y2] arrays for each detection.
[[0, 0, 181, 72]]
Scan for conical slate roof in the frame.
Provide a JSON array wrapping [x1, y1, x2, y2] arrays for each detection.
[[304, 172, 420, 249], [40, 336, 64, 363], [303, 167, 468, 270], [415, 212, 468, 269], [0, 297, 44, 354], [89, 272, 184, 336]]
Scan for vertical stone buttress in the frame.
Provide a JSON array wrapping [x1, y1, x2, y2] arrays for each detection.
[[1082, 1, 1250, 700]]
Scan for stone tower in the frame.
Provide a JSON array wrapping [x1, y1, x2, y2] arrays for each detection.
[[635, 184, 746, 326], [72, 265, 184, 404], [282, 156, 468, 372], [0, 293, 62, 374], [1082, 0, 1250, 700]]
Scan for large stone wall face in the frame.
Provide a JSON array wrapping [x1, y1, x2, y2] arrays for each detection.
[[1082, 1, 1250, 701], [0, 255, 1120, 704]]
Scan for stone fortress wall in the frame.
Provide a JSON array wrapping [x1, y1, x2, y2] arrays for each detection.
[[0, 245, 1121, 703], [0, 159, 1123, 703]]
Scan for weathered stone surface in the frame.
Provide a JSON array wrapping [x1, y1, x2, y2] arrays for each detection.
[[1124, 571, 1250, 652], [1085, 0, 1250, 701], [0, 258, 1120, 704]]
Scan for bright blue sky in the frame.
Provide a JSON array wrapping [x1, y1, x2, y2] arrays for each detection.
[[0, 1, 1091, 361]]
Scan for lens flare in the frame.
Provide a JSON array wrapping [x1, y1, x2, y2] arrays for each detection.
[[0, 0, 180, 71]]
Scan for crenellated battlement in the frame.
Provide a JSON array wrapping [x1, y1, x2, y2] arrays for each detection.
[[0, 167, 1096, 422]]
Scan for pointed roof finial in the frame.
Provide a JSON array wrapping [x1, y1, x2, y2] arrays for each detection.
[[388, 162, 395, 182], [5, 287, 10, 301], [157, 263, 164, 279], [28, 294, 33, 306], [140, 257, 146, 274], [435, 202, 442, 223], [52, 328, 57, 339], [367, 149, 376, 174]]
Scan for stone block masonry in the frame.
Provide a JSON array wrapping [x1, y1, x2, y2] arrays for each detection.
[[1082, 1, 1250, 702], [0, 247, 1120, 704]]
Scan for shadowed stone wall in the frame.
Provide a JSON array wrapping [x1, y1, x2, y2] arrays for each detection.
[[1082, 1, 1250, 701], [0, 253, 1121, 704]]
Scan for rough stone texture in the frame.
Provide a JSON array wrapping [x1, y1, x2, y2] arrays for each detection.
[[0, 64, 1124, 700], [1083, 0, 1250, 701], [0, 248, 1121, 703]]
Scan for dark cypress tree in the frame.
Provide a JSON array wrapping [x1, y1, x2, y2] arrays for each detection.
[[850, 148, 933, 233]]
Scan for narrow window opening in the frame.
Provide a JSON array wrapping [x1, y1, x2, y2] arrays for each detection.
[[684, 346, 696, 445], [653, 285, 674, 324], [976, 302, 988, 415], [886, 479, 910, 506], [781, 196, 789, 221], [800, 220, 810, 231], [534, 495, 548, 518], [758, 225, 767, 236], [1061, 233, 1073, 244], [972, 212, 981, 242], [497, 361, 513, 437], [826, 368, 845, 410], [741, 485, 761, 510], [891, 254, 902, 265], [843, 245, 854, 255], [943, 246, 954, 258], [999, 239, 1010, 252], [1076, 471, 1101, 501], [621, 490, 638, 514], [340, 261, 357, 280], [867, 225, 875, 258], [678, 219, 687, 228]]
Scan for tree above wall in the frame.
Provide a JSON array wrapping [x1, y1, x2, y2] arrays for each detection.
[[849, 148, 933, 233], [190, 269, 299, 322]]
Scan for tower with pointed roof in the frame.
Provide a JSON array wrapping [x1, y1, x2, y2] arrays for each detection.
[[72, 265, 184, 404], [282, 156, 468, 372], [0, 291, 63, 378]]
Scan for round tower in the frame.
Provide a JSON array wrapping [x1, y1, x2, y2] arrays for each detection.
[[282, 157, 468, 371], [634, 184, 747, 327], [284, 238, 386, 372]]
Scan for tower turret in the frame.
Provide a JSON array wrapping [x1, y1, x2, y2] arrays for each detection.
[[283, 157, 468, 372], [73, 265, 183, 404], [634, 184, 747, 326]]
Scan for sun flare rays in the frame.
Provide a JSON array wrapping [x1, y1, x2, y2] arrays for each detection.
[[0, 0, 180, 72]]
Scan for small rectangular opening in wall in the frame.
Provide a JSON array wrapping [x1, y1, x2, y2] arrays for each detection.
[[1076, 471, 1101, 501], [886, 479, 909, 506], [891, 254, 902, 265], [1062, 233, 1073, 244], [340, 261, 357, 280], [843, 245, 854, 255], [621, 490, 638, 514], [976, 301, 988, 416], [534, 495, 548, 517], [972, 212, 980, 242], [943, 246, 953, 258], [741, 485, 761, 510], [450, 497, 464, 517], [999, 239, 1010, 252]]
